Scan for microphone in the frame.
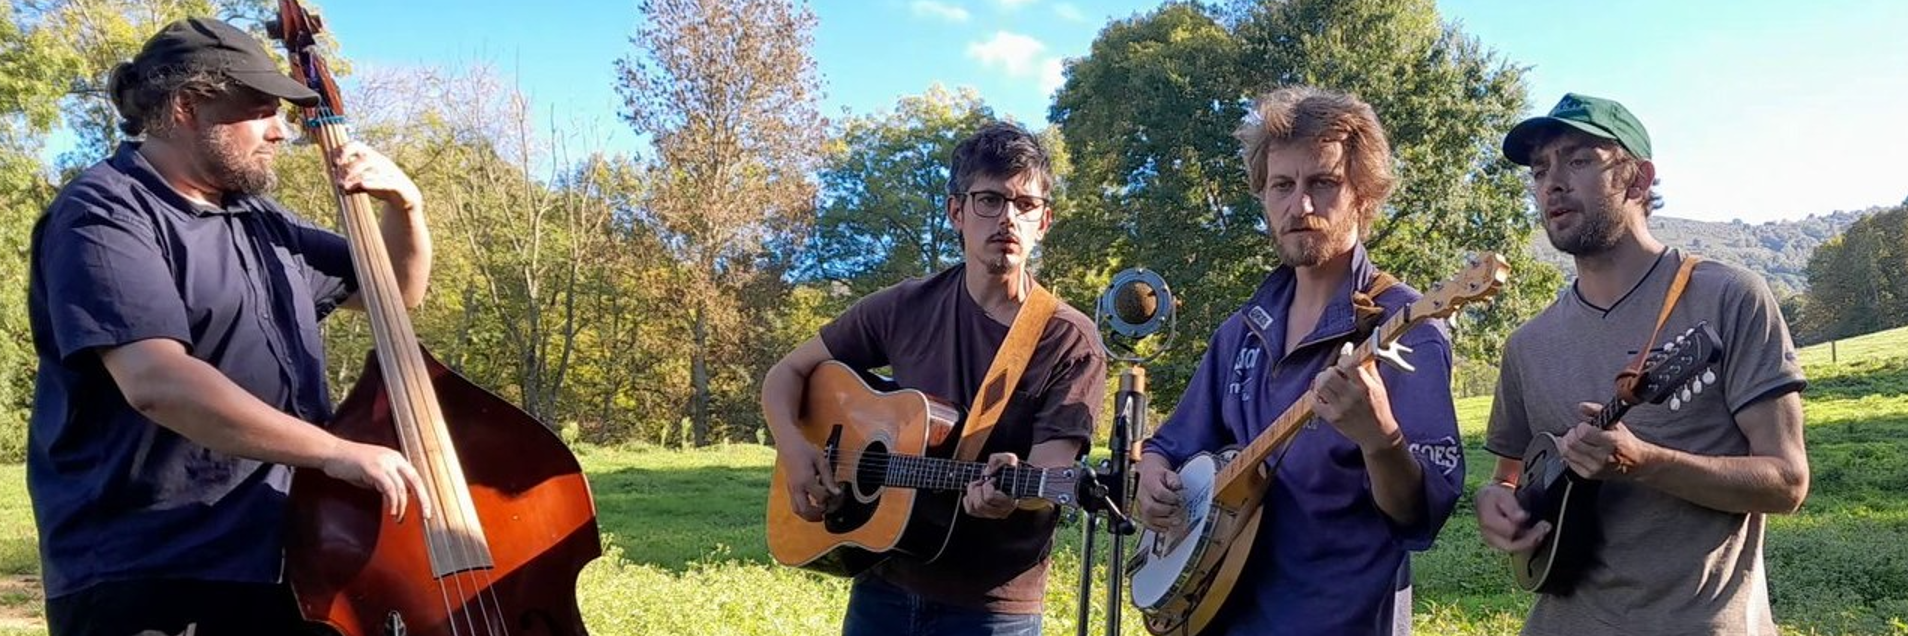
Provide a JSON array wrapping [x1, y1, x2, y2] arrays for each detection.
[[1098, 268, 1175, 342]]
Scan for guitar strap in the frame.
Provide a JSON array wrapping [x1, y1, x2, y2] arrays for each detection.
[[954, 282, 1059, 462], [1615, 253, 1703, 402]]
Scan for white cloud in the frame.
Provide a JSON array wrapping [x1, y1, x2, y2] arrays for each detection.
[[1041, 57, 1065, 95], [967, 32, 1067, 97], [966, 31, 1048, 77], [910, 0, 970, 23], [1053, 2, 1086, 22]]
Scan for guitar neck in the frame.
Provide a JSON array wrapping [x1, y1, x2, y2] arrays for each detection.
[[835, 451, 1076, 507], [1213, 306, 1425, 505], [1592, 395, 1633, 431]]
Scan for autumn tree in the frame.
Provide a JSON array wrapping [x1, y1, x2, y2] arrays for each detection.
[[617, 0, 826, 445]]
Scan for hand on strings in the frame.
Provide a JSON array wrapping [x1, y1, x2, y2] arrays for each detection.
[[1312, 342, 1402, 452], [962, 452, 1020, 519], [321, 440, 432, 522], [1558, 402, 1659, 481], [1135, 454, 1186, 534], [1475, 481, 1549, 553], [331, 141, 423, 215], [776, 441, 840, 522]]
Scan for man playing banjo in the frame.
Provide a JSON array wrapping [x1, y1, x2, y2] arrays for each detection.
[[1134, 86, 1466, 635]]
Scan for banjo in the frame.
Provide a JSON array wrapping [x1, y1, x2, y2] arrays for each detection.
[[1128, 253, 1509, 635]]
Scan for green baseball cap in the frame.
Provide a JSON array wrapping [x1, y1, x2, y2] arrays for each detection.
[[1502, 93, 1651, 166]]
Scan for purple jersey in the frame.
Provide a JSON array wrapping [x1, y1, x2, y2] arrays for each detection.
[[1142, 245, 1464, 636]]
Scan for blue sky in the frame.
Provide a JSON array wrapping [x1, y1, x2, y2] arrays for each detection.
[[263, 0, 1907, 223]]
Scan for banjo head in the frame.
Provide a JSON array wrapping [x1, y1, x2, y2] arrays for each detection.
[[1130, 452, 1223, 610]]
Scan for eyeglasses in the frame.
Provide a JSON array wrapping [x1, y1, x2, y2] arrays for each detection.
[[954, 189, 1050, 220]]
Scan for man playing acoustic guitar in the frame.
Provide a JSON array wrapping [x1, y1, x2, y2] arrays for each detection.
[[1475, 93, 1810, 635], [761, 121, 1107, 635], [1134, 86, 1467, 635]]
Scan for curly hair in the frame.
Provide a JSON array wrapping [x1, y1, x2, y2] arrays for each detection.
[[1236, 86, 1397, 232], [107, 59, 236, 138]]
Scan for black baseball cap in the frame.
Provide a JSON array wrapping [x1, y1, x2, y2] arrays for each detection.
[[129, 17, 320, 107]]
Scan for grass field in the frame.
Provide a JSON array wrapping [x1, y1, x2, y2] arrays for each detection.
[[0, 327, 1903, 634]]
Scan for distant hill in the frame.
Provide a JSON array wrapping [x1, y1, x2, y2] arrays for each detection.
[[1530, 207, 1885, 295]]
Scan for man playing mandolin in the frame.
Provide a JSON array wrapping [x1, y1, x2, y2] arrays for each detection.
[[1475, 93, 1810, 635], [760, 121, 1107, 634], [26, 17, 432, 636], [1134, 86, 1467, 635]]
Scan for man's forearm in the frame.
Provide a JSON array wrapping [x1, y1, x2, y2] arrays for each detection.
[[124, 355, 344, 468], [1364, 426, 1427, 527], [1634, 448, 1806, 514], [381, 203, 432, 309]]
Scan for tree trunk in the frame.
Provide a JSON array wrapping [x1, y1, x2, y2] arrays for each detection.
[[691, 300, 711, 446]]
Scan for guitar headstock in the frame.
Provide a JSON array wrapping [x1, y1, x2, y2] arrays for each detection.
[[1634, 322, 1725, 411], [1410, 252, 1511, 321]]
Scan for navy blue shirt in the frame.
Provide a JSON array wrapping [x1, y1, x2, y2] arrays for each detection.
[[1142, 245, 1465, 636], [27, 142, 357, 598]]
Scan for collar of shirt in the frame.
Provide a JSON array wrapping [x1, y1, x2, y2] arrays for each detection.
[[110, 141, 262, 217], [1237, 242, 1384, 358]]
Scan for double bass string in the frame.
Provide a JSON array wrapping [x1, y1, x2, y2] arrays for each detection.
[[313, 110, 512, 634]]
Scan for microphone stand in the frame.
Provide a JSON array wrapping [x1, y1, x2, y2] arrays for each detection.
[[1076, 364, 1146, 636], [1080, 266, 1174, 636]]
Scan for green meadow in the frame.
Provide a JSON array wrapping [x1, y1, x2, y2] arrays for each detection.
[[1, 327, 1903, 634]]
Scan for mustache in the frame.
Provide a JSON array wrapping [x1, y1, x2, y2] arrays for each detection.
[[1284, 219, 1330, 233]]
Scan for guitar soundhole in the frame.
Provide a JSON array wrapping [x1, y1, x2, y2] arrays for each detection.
[[824, 442, 885, 534]]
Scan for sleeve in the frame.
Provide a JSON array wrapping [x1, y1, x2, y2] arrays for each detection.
[[1139, 325, 1236, 467], [1377, 321, 1464, 551], [273, 206, 357, 320], [818, 284, 899, 371], [1030, 333, 1108, 449], [1715, 267, 1807, 413], [1483, 338, 1533, 460], [36, 198, 191, 361]]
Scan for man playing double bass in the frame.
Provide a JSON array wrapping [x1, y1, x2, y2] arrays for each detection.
[[26, 17, 432, 635], [762, 121, 1107, 634]]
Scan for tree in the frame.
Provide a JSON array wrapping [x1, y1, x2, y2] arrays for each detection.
[[1047, 0, 1559, 406], [1800, 206, 1908, 341], [617, 0, 825, 445], [804, 85, 996, 297]]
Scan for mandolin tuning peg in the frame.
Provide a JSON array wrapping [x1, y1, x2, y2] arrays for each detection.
[[1702, 369, 1717, 385], [1680, 387, 1692, 403], [1670, 396, 1683, 411], [1692, 380, 1705, 395]]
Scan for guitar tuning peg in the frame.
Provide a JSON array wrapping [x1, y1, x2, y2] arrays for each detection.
[[1670, 396, 1683, 411], [1702, 369, 1717, 385]]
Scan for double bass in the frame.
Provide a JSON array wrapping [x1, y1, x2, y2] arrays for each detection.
[[269, 2, 602, 634]]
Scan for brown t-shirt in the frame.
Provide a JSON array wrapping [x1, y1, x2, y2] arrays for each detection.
[[1486, 250, 1806, 636], [819, 264, 1107, 614]]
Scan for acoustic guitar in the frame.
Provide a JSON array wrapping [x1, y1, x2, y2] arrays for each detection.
[[1511, 322, 1723, 594], [766, 360, 1087, 576]]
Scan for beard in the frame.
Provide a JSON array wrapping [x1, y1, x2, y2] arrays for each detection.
[[1274, 213, 1359, 268], [194, 125, 277, 195], [1545, 197, 1628, 256]]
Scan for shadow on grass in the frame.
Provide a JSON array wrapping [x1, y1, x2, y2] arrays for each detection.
[[588, 463, 777, 573]]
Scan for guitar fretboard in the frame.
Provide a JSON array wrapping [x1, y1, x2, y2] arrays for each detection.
[[827, 450, 1055, 501]]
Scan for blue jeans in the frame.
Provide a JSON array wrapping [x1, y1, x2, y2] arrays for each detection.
[[843, 575, 1043, 636]]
